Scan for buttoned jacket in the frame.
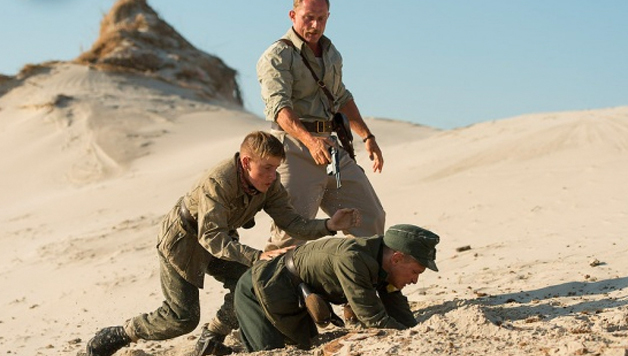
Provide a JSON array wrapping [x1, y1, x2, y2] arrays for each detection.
[[157, 154, 330, 288], [251, 236, 417, 346], [257, 28, 354, 122]]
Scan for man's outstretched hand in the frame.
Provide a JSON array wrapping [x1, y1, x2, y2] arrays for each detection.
[[327, 208, 361, 232], [259, 208, 360, 261]]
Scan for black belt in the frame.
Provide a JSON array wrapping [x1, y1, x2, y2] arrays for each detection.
[[283, 249, 302, 286], [272, 120, 334, 133], [178, 199, 198, 235]]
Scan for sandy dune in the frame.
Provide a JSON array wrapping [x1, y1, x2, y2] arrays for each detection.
[[1, 62, 627, 356], [1, 0, 627, 355]]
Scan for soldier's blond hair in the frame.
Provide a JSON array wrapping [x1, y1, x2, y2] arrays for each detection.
[[240, 131, 285, 161]]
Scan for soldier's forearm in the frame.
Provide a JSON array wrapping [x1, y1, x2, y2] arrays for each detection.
[[338, 99, 373, 140], [276, 107, 317, 147]]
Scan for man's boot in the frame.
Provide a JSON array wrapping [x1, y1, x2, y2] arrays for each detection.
[[86, 326, 131, 356], [194, 328, 232, 356]]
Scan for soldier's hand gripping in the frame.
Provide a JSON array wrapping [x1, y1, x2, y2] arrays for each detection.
[[305, 136, 334, 166], [326, 208, 361, 232]]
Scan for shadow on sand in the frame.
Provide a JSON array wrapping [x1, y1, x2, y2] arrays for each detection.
[[415, 276, 628, 324]]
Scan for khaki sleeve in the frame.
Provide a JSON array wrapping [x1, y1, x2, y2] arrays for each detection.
[[263, 180, 331, 240], [197, 180, 261, 267], [257, 43, 295, 122]]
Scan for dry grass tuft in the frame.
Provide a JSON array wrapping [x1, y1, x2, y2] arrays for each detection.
[[74, 0, 241, 104], [17, 62, 59, 80]]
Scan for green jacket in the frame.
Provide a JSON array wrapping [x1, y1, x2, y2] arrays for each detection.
[[251, 236, 417, 346], [257, 28, 354, 122], [157, 154, 331, 288]]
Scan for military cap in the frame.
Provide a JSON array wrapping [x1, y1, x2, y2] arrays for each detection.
[[383, 224, 440, 272]]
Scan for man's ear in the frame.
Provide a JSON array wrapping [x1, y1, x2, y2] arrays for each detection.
[[241, 155, 251, 170], [391, 251, 404, 264]]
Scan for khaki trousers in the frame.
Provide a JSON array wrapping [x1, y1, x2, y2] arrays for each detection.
[[267, 130, 385, 250], [123, 252, 248, 341]]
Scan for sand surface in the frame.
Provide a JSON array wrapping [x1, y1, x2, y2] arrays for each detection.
[[1, 61, 627, 355]]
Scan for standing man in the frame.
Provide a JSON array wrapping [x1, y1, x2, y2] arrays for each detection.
[[257, 0, 385, 250], [86, 131, 360, 356], [234, 224, 440, 351]]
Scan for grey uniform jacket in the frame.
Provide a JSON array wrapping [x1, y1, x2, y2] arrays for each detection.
[[157, 154, 331, 288], [251, 236, 417, 346]]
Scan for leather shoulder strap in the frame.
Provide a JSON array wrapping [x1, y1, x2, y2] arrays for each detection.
[[283, 249, 303, 285], [276, 39, 336, 105]]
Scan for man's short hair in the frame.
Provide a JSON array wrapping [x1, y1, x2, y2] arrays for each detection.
[[240, 131, 286, 161], [294, 0, 330, 10]]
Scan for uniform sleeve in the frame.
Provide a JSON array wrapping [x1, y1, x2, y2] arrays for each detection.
[[378, 286, 418, 328], [257, 42, 294, 122], [197, 179, 261, 267], [334, 254, 409, 330], [263, 179, 331, 240]]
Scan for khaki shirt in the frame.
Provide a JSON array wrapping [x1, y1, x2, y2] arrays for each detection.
[[257, 28, 354, 122], [157, 154, 331, 288], [251, 236, 416, 347]]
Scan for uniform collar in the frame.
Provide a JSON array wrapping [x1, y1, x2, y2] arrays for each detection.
[[286, 27, 332, 56], [375, 238, 401, 292], [235, 153, 260, 196], [376, 240, 389, 284]]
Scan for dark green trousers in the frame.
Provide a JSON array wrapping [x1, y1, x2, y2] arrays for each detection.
[[124, 253, 248, 341], [234, 269, 287, 351]]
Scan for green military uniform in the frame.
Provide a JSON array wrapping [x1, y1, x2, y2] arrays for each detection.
[[235, 236, 417, 351], [257, 28, 386, 249], [124, 154, 334, 341]]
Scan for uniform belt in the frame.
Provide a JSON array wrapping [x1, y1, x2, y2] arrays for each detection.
[[178, 199, 198, 235], [283, 249, 302, 286], [272, 120, 334, 133]]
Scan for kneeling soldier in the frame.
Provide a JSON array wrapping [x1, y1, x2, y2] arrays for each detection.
[[85, 131, 360, 356], [234, 224, 439, 351]]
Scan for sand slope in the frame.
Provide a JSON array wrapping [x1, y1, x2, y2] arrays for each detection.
[[1, 60, 627, 355], [1, 0, 627, 353]]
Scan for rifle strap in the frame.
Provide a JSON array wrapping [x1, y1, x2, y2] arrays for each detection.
[[278, 39, 356, 161], [277, 39, 336, 111]]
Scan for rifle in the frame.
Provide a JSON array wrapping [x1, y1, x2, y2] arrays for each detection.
[[326, 137, 341, 189]]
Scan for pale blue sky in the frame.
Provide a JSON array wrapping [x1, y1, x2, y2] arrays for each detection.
[[1, 0, 626, 129]]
